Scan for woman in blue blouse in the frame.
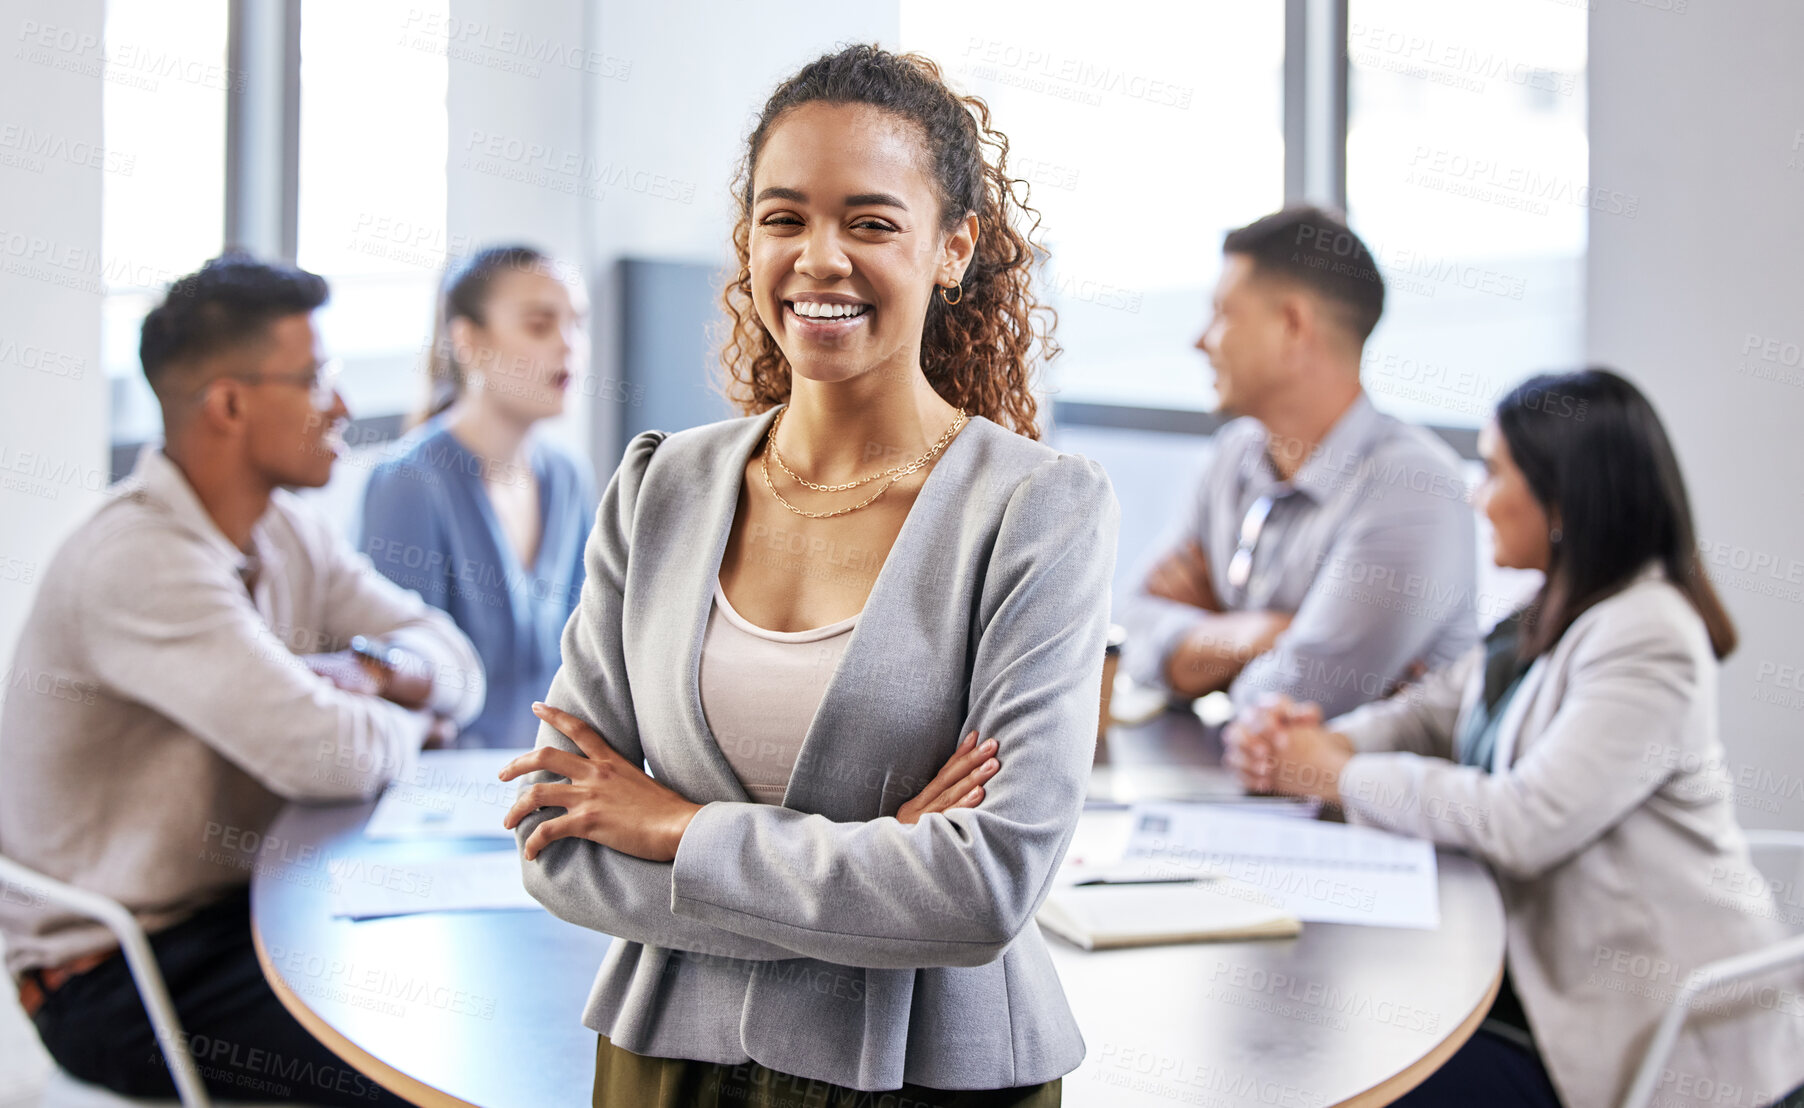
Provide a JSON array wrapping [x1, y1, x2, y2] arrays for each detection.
[[361, 246, 597, 747]]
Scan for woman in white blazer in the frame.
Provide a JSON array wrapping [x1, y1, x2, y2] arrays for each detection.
[[1227, 369, 1804, 1108], [496, 46, 1118, 1107]]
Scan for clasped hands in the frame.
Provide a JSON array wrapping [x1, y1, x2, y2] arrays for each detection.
[[1223, 694, 1355, 804], [499, 702, 1003, 863], [304, 649, 456, 747]]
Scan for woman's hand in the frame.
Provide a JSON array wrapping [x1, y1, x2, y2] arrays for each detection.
[[499, 702, 703, 863], [1225, 695, 1353, 803], [1266, 723, 1355, 804], [896, 730, 999, 825], [1224, 694, 1319, 793]]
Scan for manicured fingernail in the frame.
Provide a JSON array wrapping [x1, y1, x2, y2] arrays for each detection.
[[980, 739, 997, 753], [981, 758, 998, 774]]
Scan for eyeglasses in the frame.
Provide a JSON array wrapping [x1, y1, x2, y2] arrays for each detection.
[[216, 357, 343, 409], [1225, 494, 1276, 593]]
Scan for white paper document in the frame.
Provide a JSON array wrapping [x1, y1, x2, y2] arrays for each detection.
[[329, 850, 539, 920], [363, 749, 521, 841], [1120, 802, 1441, 929]]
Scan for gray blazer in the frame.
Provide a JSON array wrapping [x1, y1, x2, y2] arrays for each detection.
[[514, 407, 1120, 1092], [1333, 568, 1804, 1108]]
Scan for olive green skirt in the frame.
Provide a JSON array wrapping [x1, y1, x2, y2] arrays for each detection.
[[594, 1035, 1062, 1108]]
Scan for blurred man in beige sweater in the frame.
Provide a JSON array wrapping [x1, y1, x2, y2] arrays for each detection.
[[0, 254, 483, 1103]]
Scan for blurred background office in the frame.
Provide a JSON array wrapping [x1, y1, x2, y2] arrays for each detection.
[[2, 0, 1802, 1098]]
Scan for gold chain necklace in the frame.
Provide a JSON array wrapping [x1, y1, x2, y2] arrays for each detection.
[[770, 404, 967, 491], [761, 404, 968, 519]]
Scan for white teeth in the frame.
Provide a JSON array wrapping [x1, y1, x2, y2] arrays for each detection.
[[791, 301, 867, 320]]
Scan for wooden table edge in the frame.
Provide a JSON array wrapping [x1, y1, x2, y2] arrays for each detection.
[[250, 914, 479, 1108], [1330, 962, 1504, 1108]]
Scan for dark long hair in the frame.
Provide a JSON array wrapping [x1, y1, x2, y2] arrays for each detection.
[[719, 44, 1055, 439], [418, 244, 552, 424], [1496, 368, 1736, 659]]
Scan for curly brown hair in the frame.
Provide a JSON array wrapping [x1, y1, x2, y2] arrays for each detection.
[[717, 44, 1057, 440]]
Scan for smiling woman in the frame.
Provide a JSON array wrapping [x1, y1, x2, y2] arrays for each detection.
[[721, 47, 1053, 443], [501, 44, 1118, 1108]]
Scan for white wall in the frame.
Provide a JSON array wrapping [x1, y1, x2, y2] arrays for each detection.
[[0, 0, 110, 685], [443, 0, 595, 460], [1589, 0, 1804, 829]]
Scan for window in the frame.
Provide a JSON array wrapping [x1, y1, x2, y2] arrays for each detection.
[[900, 0, 1285, 411], [101, 0, 230, 445], [99, 4, 1585, 441], [1346, 0, 1588, 429], [297, 0, 450, 422]]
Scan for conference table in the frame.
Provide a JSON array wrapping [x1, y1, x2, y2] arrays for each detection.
[[251, 708, 1505, 1108]]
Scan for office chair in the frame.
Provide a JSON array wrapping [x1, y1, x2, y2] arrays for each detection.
[[1620, 830, 1804, 1108], [0, 853, 211, 1108]]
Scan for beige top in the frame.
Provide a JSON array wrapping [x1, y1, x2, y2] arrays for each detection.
[[0, 448, 485, 978], [697, 579, 858, 805]]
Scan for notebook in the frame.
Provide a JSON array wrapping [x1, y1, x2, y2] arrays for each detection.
[[1037, 871, 1302, 950]]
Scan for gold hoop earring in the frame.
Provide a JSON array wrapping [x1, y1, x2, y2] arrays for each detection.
[[938, 280, 963, 306]]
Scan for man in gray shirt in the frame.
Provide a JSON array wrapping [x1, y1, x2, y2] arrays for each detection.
[[0, 255, 482, 1104], [1122, 207, 1477, 721]]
